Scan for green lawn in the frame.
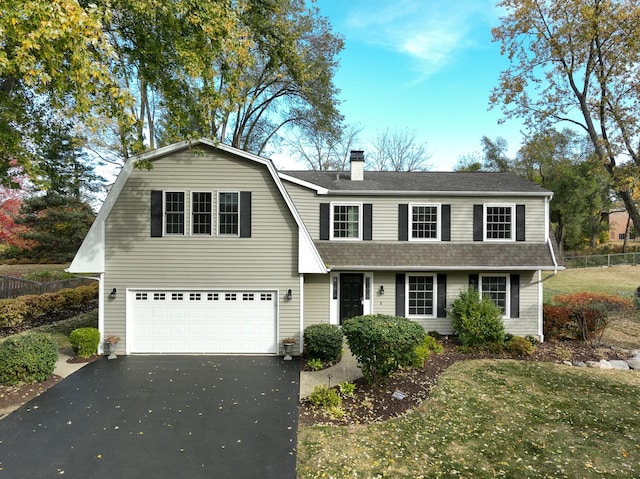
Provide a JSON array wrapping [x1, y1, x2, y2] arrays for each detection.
[[543, 265, 640, 300], [298, 360, 640, 478]]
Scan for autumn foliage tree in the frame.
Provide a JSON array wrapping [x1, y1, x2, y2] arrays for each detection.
[[491, 0, 640, 232]]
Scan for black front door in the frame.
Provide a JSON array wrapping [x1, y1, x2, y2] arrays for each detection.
[[340, 273, 363, 324]]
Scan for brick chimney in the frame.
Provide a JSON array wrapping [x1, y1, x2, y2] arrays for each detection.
[[350, 150, 364, 181]]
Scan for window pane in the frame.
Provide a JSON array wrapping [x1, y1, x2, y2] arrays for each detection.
[[481, 276, 507, 312], [408, 275, 434, 315], [219, 192, 239, 235], [333, 205, 360, 238], [486, 206, 512, 239], [165, 192, 184, 234], [192, 192, 212, 235], [412, 205, 438, 239]]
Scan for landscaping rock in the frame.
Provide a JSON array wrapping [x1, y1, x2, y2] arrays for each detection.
[[598, 359, 613, 369], [626, 358, 640, 370], [563, 361, 573, 366], [572, 361, 586, 367], [608, 360, 630, 371], [586, 361, 601, 368]]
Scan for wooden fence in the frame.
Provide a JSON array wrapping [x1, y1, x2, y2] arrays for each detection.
[[0, 275, 97, 300]]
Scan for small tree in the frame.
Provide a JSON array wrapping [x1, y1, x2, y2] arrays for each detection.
[[450, 287, 506, 347], [342, 314, 425, 384]]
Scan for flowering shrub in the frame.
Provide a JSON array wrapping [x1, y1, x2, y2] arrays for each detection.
[[545, 292, 632, 347]]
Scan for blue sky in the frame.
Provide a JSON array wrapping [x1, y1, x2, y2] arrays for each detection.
[[278, 0, 525, 171]]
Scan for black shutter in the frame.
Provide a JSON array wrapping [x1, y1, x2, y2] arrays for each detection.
[[473, 205, 483, 241], [363, 204, 373, 240], [516, 204, 525, 241], [469, 273, 479, 290], [320, 203, 330, 240], [395, 273, 405, 317], [398, 204, 408, 241], [437, 274, 447, 317], [240, 191, 252, 238], [441, 204, 451, 241], [150, 190, 163, 237], [510, 274, 520, 318]]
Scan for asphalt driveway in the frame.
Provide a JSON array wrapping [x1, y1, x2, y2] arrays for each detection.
[[0, 356, 300, 479]]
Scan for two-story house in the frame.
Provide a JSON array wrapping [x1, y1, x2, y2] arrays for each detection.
[[69, 140, 561, 356]]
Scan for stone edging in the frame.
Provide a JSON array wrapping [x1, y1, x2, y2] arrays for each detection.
[[562, 349, 640, 370]]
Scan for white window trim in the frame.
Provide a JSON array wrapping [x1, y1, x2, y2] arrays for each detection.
[[409, 203, 441, 242], [405, 273, 437, 319], [330, 202, 362, 241], [190, 191, 213, 236], [479, 274, 511, 319], [163, 190, 186, 236], [483, 203, 515, 242], [217, 190, 240, 237]]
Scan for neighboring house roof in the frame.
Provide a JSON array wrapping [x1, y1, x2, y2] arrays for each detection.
[[280, 171, 553, 196], [67, 139, 327, 274], [315, 241, 559, 271]]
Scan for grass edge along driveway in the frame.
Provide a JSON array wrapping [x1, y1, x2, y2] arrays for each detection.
[[297, 359, 640, 479]]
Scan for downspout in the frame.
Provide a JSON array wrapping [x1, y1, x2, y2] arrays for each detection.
[[68, 273, 105, 353], [299, 274, 304, 354]]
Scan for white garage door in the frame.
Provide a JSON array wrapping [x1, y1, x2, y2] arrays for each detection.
[[129, 290, 277, 354]]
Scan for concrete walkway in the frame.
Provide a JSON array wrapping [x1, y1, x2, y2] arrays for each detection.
[[299, 344, 362, 398]]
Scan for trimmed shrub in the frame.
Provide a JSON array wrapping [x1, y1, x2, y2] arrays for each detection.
[[303, 323, 343, 362], [506, 335, 536, 356], [308, 385, 342, 409], [342, 314, 426, 384], [69, 327, 100, 358], [412, 334, 444, 368], [0, 284, 98, 328], [450, 287, 506, 347], [0, 298, 29, 327], [0, 333, 58, 385]]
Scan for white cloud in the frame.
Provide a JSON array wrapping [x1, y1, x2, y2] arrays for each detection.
[[344, 0, 496, 77]]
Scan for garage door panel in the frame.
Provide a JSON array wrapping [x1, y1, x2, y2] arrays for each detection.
[[130, 290, 277, 354]]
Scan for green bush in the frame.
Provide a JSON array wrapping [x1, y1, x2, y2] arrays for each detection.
[[342, 314, 426, 384], [69, 327, 100, 358], [308, 385, 342, 409], [506, 335, 536, 356], [0, 333, 58, 385], [303, 323, 343, 362], [451, 287, 506, 347], [412, 334, 444, 368]]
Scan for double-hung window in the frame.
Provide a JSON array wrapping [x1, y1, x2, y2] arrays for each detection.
[[407, 275, 435, 317], [331, 203, 361, 240], [410, 204, 440, 240], [218, 192, 239, 236], [485, 204, 514, 241], [164, 192, 185, 235], [480, 275, 508, 314], [191, 192, 212, 235]]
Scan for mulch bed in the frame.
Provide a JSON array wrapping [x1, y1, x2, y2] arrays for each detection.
[[298, 338, 634, 427]]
